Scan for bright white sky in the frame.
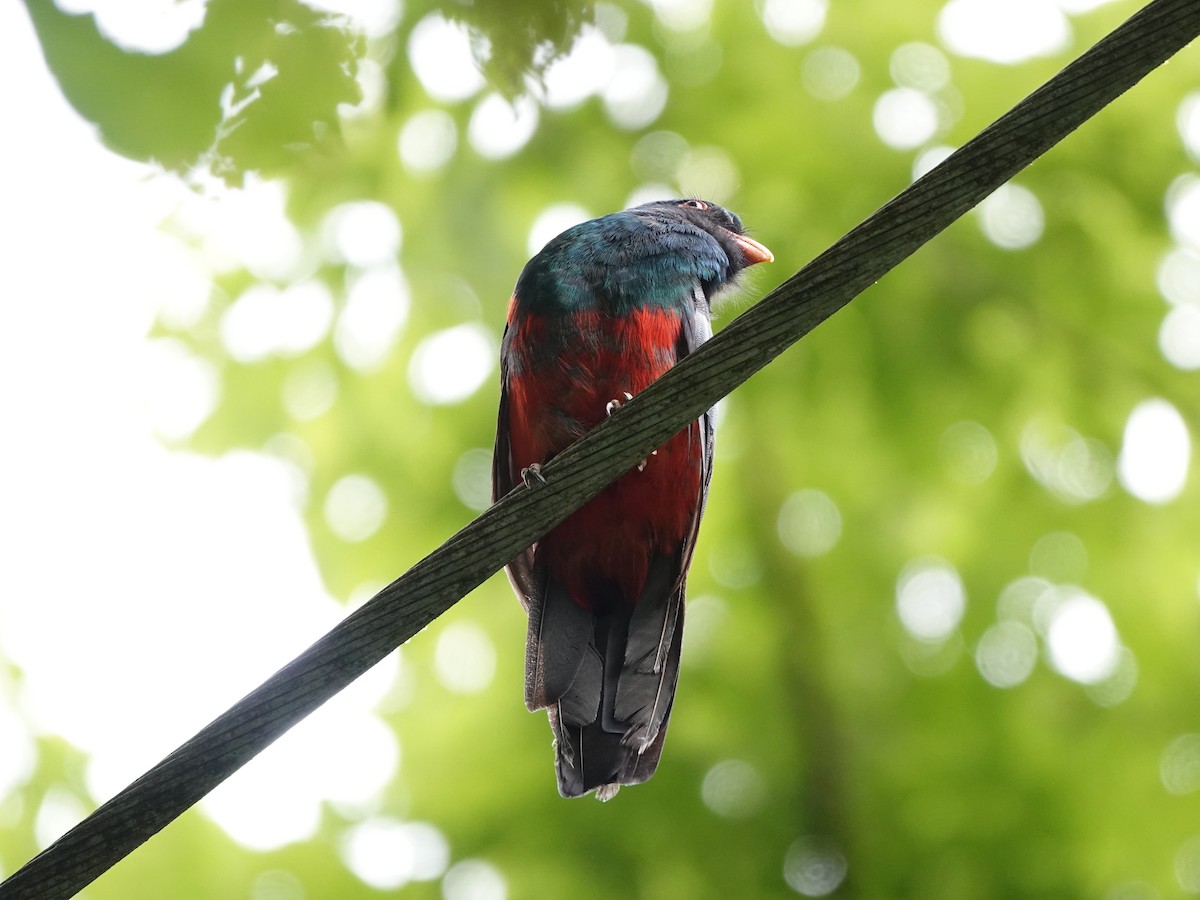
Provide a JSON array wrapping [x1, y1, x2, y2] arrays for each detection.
[[0, 0, 405, 863]]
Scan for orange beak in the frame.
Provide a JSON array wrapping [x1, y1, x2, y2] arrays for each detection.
[[725, 230, 774, 266]]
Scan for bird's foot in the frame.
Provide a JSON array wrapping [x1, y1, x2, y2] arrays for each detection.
[[635, 449, 658, 472], [520, 463, 547, 488], [595, 783, 621, 802], [604, 392, 657, 471], [605, 391, 634, 417]]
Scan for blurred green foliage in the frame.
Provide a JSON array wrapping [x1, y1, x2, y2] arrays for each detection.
[[23, 0, 363, 180], [10, 0, 1200, 898]]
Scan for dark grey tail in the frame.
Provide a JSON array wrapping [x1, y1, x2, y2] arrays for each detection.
[[524, 557, 684, 799]]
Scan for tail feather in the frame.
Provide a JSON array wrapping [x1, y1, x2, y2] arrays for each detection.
[[622, 556, 679, 673], [557, 643, 602, 727], [527, 555, 686, 799], [525, 576, 593, 711], [615, 557, 682, 750]]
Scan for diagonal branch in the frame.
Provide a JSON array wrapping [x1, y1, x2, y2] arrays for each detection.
[[3, 1, 1197, 897]]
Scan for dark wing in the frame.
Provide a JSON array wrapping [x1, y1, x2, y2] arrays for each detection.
[[492, 327, 536, 608], [674, 286, 717, 582]]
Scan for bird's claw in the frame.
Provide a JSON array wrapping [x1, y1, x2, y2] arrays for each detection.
[[521, 463, 547, 488], [636, 449, 658, 472], [604, 391, 654, 471], [605, 391, 634, 417]]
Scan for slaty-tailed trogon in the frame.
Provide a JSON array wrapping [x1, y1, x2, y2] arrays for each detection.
[[492, 198, 772, 799]]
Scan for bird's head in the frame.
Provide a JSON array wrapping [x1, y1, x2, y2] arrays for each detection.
[[630, 198, 773, 277], [514, 198, 772, 315]]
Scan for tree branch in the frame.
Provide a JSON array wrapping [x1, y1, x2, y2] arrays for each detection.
[[3, 1, 1196, 896]]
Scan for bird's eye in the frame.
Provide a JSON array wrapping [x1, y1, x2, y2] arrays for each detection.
[[680, 199, 708, 211]]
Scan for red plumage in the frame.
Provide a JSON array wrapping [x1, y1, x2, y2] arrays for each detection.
[[504, 308, 703, 609]]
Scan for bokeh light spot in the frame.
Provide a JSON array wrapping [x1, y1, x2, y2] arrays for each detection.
[[1157, 247, 1200, 306], [1168, 175, 1200, 250], [399, 110, 459, 176], [221, 281, 335, 363], [938, 0, 1070, 64], [890, 42, 951, 92], [1087, 647, 1137, 707], [681, 594, 728, 664], [1160, 303, 1200, 370], [1177, 835, 1200, 893], [895, 559, 966, 641], [1045, 590, 1119, 684], [978, 183, 1044, 249], [708, 540, 764, 590], [1179, 91, 1200, 164], [78, 0, 206, 54], [250, 869, 304, 900], [939, 420, 998, 485], [873, 88, 939, 150], [321, 201, 401, 268], [783, 837, 847, 896], [801, 47, 861, 101], [342, 819, 450, 890], [202, 177, 305, 281], [282, 359, 339, 422], [335, 264, 410, 371], [408, 323, 495, 405], [594, 2, 629, 42], [541, 25, 616, 109], [468, 94, 540, 160], [324, 473, 388, 542], [677, 146, 740, 203], [762, 0, 828, 46], [648, 0, 713, 32], [1020, 418, 1114, 504], [435, 622, 497, 694], [701, 759, 767, 818], [975, 621, 1038, 688], [1162, 734, 1200, 795], [1117, 399, 1190, 504], [408, 13, 485, 102], [777, 489, 842, 558], [631, 130, 690, 182], [442, 859, 508, 900], [452, 448, 494, 511], [341, 56, 385, 120], [603, 45, 669, 129], [997, 576, 1053, 624]]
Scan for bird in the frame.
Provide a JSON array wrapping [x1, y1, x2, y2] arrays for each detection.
[[492, 198, 772, 799]]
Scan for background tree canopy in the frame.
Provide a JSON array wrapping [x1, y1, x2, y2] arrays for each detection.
[[3, 0, 1199, 897]]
